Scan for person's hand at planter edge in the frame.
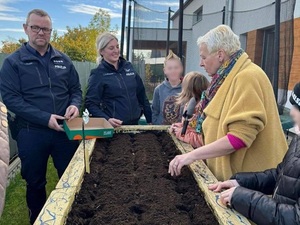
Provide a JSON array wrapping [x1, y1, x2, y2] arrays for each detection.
[[108, 118, 123, 127], [168, 136, 235, 176], [219, 187, 237, 206], [208, 180, 240, 206], [169, 123, 182, 134]]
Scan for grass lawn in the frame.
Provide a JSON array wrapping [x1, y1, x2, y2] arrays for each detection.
[[0, 157, 59, 225]]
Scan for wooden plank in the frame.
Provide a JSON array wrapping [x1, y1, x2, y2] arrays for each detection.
[[35, 127, 250, 225], [170, 133, 250, 225], [34, 139, 97, 225], [55, 139, 96, 190], [115, 125, 169, 132], [34, 187, 77, 225]]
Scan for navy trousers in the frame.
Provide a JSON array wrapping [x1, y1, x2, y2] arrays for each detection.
[[17, 127, 78, 224]]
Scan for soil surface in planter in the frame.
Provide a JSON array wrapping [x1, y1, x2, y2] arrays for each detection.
[[67, 132, 217, 225]]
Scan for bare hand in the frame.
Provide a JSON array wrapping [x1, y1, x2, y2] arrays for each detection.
[[169, 123, 182, 133], [108, 118, 123, 127], [48, 114, 65, 131], [208, 180, 239, 192], [220, 187, 237, 206], [168, 153, 194, 176], [64, 105, 79, 121], [174, 126, 183, 137]]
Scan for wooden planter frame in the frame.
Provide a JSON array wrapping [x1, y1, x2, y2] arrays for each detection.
[[34, 126, 250, 225]]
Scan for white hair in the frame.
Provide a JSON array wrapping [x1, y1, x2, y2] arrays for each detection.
[[197, 25, 241, 55], [96, 32, 118, 64]]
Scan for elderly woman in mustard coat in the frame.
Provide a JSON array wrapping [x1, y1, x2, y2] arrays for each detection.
[[169, 25, 287, 181]]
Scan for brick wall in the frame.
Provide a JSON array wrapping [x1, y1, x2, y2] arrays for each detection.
[[246, 29, 264, 66], [289, 17, 300, 90], [246, 17, 300, 90]]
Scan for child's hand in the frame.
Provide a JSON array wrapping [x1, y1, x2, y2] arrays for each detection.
[[174, 127, 182, 137], [220, 187, 237, 206], [170, 123, 182, 132], [208, 180, 239, 192]]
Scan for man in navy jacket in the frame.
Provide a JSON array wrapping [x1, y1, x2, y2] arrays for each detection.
[[0, 9, 82, 224]]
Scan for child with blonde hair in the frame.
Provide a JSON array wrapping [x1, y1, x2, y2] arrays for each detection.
[[152, 50, 183, 125], [170, 71, 209, 148]]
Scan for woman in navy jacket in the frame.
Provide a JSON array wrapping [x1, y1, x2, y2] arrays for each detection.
[[85, 33, 152, 127]]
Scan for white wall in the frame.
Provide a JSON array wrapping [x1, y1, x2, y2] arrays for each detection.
[[232, 0, 274, 35], [286, 91, 293, 109], [295, 0, 300, 18], [233, 0, 297, 35], [172, 0, 225, 76], [172, 0, 298, 78]]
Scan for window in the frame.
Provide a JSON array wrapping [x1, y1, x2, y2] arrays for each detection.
[[193, 6, 203, 24], [261, 27, 275, 85]]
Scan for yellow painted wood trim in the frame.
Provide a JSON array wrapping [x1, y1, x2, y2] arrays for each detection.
[[170, 133, 250, 225], [34, 127, 250, 225], [55, 138, 96, 190], [115, 125, 169, 132], [35, 187, 77, 225], [34, 139, 96, 225]]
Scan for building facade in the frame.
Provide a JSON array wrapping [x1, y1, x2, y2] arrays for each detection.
[[171, 0, 299, 107]]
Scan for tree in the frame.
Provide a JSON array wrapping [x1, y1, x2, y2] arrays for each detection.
[[0, 38, 26, 54], [145, 63, 155, 99], [0, 9, 117, 62], [51, 9, 117, 62]]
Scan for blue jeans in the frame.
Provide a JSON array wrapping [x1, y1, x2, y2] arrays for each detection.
[[17, 128, 78, 224]]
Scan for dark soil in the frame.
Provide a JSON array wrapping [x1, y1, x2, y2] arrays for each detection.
[[66, 132, 217, 225]]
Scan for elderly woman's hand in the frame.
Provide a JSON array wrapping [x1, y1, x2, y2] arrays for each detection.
[[220, 187, 237, 206], [168, 152, 194, 176], [208, 179, 239, 192]]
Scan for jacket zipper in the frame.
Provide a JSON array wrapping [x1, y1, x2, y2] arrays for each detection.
[[113, 101, 116, 118], [115, 76, 122, 89], [273, 169, 283, 198], [119, 73, 132, 122], [273, 159, 291, 198], [48, 66, 56, 114], [272, 186, 279, 198], [35, 67, 43, 84], [35, 57, 56, 114]]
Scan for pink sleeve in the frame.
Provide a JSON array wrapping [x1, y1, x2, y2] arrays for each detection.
[[227, 134, 246, 150]]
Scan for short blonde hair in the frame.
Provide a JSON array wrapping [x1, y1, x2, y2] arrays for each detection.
[[197, 25, 240, 55], [164, 50, 181, 67], [176, 71, 209, 105], [96, 32, 118, 64]]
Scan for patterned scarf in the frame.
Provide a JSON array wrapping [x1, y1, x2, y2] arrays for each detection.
[[196, 49, 244, 133]]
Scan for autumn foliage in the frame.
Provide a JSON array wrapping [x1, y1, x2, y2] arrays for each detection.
[[0, 9, 117, 62]]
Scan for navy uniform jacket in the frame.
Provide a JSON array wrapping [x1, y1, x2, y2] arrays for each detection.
[[0, 43, 82, 128], [85, 57, 152, 124]]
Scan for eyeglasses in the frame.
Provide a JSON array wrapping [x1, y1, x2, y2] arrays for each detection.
[[29, 25, 52, 34]]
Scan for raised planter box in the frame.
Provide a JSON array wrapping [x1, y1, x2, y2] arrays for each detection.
[[34, 126, 250, 225]]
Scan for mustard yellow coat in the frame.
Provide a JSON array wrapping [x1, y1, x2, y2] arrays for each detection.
[[203, 52, 288, 181]]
